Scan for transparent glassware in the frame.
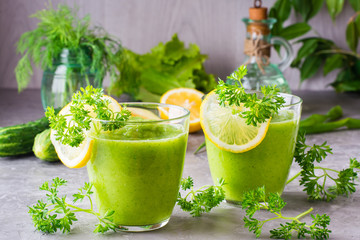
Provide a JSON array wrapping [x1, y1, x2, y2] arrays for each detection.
[[232, 18, 293, 93], [41, 49, 101, 110], [205, 92, 302, 204], [86, 103, 190, 231]]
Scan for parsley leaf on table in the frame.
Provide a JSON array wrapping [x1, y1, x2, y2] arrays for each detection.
[[242, 186, 331, 239], [28, 178, 125, 234], [177, 176, 226, 217], [287, 132, 360, 201]]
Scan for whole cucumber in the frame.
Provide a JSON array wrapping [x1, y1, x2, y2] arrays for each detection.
[[0, 116, 49, 157]]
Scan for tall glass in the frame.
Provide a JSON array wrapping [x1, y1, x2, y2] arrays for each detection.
[[87, 103, 190, 231], [206, 93, 302, 204]]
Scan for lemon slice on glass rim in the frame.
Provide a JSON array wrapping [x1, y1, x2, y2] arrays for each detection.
[[200, 91, 271, 153], [50, 95, 122, 168]]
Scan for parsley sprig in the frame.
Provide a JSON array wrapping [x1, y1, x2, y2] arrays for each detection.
[[215, 65, 285, 126], [45, 86, 131, 147], [287, 132, 360, 201], [242, 186, 331, 239], [28, 178, 125, 234], [177, 176, 225, 217]]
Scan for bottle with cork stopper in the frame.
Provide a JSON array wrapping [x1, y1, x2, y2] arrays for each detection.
[[232, 0, 293, 93]]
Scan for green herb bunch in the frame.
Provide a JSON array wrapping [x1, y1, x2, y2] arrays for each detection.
[[270, 0, 360, 92], [215, 65, 285, 126], [46, 86, 131, 147], [177, 176, 225, 217], [242, 186, 331, 239], [15, 3, 122, 91], [287, 132, 360, 201], [28, 177, 124, 234]]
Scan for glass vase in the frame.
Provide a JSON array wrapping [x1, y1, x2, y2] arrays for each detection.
[[41, 49, 101, 110]]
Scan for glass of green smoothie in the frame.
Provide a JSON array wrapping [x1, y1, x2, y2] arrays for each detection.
[[86, 102, 190, 231], [204, 92, 302, 205]]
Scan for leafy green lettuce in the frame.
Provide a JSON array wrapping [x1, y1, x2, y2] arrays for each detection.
[[109, 34, 216, 102]]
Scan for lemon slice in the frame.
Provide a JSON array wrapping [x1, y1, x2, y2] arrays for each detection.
[[127, 107, 160, 120], [50, 130, 94, 168], [200, 91, 270, 153], [160, 88, 204, 133], [50, 95, 121, 168]]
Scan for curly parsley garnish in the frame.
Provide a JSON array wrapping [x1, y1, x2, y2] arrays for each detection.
[[215, 65, 285, 126], [177, 176, 225, 217], [242, 186, 331, 239], [45, 86, 131, 147], [28, 178, 125, 234], [287, 132, 360, 201]]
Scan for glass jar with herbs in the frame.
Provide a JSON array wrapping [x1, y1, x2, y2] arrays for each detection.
[[41, 49, 100, 110]]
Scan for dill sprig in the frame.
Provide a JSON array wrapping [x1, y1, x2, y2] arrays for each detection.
[[45, 86, 131, 147], [215, 65, 285, 126], [242, 186, 331, 239], [15, 3, 122, 91]]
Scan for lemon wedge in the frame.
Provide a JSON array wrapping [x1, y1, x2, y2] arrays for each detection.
[[50, 95, 121, 168], [200, 91, 270, 153]]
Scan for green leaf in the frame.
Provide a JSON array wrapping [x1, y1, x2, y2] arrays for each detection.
[[163, 34, 186, 62], [356, 14, 360, 37], [346, 20, 359, 52], [308, 0, 325, 21], [331, 68, 360, 92], [192, 68, 216, 93], [140, 69, 182, 95], [354, 59, 360, 76], [111, 34, 215, 101], [291, 39, 319, 68], [300, 56, 323, 82], [292, 0, 311, 21], [269, 8, 282, 37], [333, 80, 360, 92], [293, 0, 324, 21], [349, 0, 360, 11], [323, 54, 343, 75], [135, 87, 161, 102], [279, 23, 311, 40], [272, 0, 292, 23], [326, 0, 345, 21]]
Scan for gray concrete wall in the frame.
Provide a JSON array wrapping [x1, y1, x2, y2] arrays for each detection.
[[0, 0, 355, 91]]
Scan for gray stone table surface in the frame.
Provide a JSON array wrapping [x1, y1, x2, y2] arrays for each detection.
[[0, 89, 360, 240]]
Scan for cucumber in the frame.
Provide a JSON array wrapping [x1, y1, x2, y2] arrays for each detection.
[[0, 116, 50, 157], [33, 128, 59, 162]]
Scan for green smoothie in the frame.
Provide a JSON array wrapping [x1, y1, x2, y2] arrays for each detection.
[[206, 109, 299, 203], [87, 123, 188, 226]]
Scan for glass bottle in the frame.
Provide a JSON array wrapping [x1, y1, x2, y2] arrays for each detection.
[[233, 6, 293, 93], [41, 49, 101, 110]]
